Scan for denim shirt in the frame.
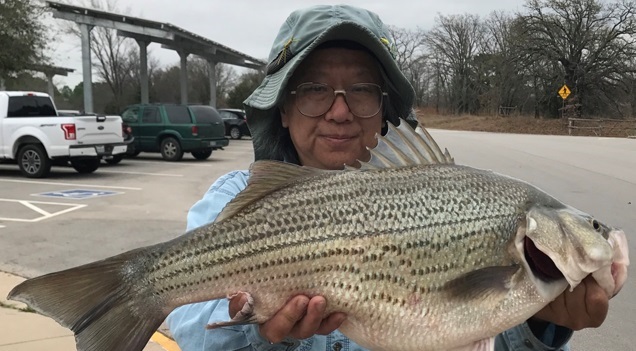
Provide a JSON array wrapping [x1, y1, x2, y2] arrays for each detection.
[[166, 171, 573, 351]]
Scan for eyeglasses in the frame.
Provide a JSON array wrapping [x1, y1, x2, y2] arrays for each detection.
[[290, 82, 388, 118]]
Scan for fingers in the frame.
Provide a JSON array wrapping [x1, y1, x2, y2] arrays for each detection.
[[315, 312, 347, 335], [289, 296, 327, 339], [257, 295, 348, 344], [533, 276, 610, 331], [582, 277, 609, 328], [259, 295, 310, 343]]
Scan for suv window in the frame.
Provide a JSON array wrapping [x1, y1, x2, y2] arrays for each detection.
[[165, 105, 191, 124], [190, 106, 221, 124], [7, 96, 57, 117], [122, 107, 139, 123], [142, 107, 161, 123]]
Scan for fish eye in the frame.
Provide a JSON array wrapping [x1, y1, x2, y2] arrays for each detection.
[[591, 219, 601, 232]]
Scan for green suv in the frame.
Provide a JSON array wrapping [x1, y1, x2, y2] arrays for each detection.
[[120, 104, 229, 161]]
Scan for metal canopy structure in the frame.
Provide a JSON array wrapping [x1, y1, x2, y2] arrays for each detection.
[[46, 1, 266, 113], [0, 65, 74, 100], [29, 64, 75, 102]]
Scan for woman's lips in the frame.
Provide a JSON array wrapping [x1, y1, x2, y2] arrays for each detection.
[[321, 134, 357, 145]]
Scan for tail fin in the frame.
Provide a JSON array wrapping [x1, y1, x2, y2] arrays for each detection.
[[7, 250, 167, 351]]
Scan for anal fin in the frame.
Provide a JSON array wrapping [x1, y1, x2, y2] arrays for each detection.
[[206, 292, 259, 329]]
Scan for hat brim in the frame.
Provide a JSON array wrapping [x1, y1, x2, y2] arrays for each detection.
[[244, 21, 409, 111]]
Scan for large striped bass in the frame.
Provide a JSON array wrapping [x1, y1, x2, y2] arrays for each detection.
[[8, 120, 629, 351]]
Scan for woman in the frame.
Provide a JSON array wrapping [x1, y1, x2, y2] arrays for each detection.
[[167, 4, 609, 351]]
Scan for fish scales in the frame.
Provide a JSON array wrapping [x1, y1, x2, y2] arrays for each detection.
[[145, 165, 521, 294], [7, 120, 629, 351], [125, 164, 542, 349]]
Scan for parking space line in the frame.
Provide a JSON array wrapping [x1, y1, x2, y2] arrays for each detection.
[[98, 170, 183, 177], [128, 160, 217, 168], [20, 200, 51, 216], [0, 198, 87, 222], [0, 178, 141, 190]]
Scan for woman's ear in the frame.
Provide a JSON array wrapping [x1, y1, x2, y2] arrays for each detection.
[[280, 105, 289, 128]]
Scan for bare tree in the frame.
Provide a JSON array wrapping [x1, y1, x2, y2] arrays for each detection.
[[62, 0, 139, 112], [425, 14, 485, 114], [186, 58, 237, 106], [518, 0, 636, 116], [388, 26, 431, 107]]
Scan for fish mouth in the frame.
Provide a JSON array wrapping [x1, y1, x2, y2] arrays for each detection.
[[524, 237, 564, 282]]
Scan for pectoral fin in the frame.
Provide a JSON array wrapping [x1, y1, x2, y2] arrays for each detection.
[[444, 265, 520, 301]]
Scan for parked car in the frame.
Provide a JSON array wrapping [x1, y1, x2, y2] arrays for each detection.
[[218, 108, 251, 140], [103, 122, 133, 165], [120, 103, 228, 161], [0, 91, 130, 178]]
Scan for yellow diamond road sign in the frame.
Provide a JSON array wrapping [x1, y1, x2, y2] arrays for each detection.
[[558, 85, 571, 100]]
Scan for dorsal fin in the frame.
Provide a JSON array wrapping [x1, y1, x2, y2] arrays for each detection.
[[359, 118, 455, 170], [215, 161, 327, 222]]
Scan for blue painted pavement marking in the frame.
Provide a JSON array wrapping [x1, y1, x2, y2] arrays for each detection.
[[35, 189, 122, 199]]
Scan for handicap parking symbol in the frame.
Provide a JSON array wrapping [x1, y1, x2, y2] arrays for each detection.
[[34, 189, 122, 199]]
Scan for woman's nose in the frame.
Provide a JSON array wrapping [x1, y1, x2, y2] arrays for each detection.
[[325, 94, 354, 122]]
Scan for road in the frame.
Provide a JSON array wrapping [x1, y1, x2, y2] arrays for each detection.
[[0, 130, 634, 350]]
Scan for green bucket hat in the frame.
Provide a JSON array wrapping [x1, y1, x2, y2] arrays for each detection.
[[244, 4, 416, 162]]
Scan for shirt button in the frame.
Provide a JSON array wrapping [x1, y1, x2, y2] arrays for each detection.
[[333, 342, 343, 351], [524, 339, 534, 348]]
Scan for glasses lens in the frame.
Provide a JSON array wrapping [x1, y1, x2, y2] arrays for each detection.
[[295, 83, 332, 117], [293, 83, 384, 118], [347, 84, 383, 118]]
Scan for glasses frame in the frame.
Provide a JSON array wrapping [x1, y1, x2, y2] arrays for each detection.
[[289, 82, 388, 118]]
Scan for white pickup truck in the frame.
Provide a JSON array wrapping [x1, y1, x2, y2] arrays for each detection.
[[0, 91, 130, 178]]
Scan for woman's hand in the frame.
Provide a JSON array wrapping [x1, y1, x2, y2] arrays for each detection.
[[533, 276, 609, 330], [229, 293, 347, 344]]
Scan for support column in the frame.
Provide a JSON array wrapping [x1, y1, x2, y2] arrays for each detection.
[[0, 77, 5, 90], [79, 23, 94, 113], [45, 73, 55, 101], [137, 39, 150, 104], [207, 59, 217, 107], [178, 50, 189, 105]]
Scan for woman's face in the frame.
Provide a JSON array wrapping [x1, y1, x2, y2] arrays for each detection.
[[281, 47, 384, 170]]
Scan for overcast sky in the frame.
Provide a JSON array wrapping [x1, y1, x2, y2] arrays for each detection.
[[46, 0, 528, 87]]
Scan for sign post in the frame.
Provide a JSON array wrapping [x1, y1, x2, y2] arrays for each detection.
[[558, 84, 571, 118]]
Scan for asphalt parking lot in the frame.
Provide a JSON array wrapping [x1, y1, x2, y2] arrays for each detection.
[[0, 138, 255, 277], [0, 130, 634, 351]]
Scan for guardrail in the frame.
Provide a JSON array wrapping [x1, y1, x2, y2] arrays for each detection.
[[568, 118, 636, 138]]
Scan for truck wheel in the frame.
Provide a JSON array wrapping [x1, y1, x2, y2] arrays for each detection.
[[191, 148, 213, 160], [160, 137, 183, 161], [230, 126, 242, 140], [105, 155, 123, 165], [71, 159, 100, 174], [17, 144, 52, 178]]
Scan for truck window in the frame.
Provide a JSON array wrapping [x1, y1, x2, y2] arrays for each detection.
[[7, 96, 57, 117], [189, 106, 221, 124], [142, 107, 160, 123], [165, 105, 191, 124]]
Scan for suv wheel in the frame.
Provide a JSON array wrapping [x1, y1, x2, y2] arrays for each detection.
[[18, 144, 51, 178], [71, 158, 100, 174], [161, 137, 183, 161], [191, 149, 213, 160], [230, 126, 242, 140]]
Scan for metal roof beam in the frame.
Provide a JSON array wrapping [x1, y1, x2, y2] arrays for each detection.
[[50, 11, 174, 40]]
